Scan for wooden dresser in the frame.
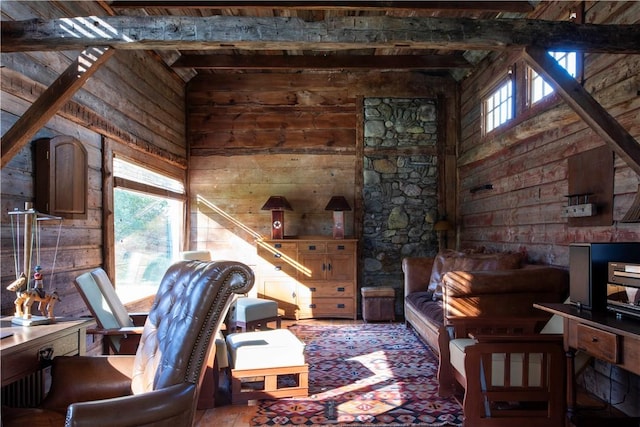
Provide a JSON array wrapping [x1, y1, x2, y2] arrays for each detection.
[[535, 303, 640, 426], [256, 237, 357, 320]]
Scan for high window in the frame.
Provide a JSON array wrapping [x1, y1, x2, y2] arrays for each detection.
[[529, 51, 577, 104], [483, 77, 514, 134], [112, 157, 185, 303]]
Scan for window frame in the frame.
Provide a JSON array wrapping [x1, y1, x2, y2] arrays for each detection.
[[481, 71, 516, 137], [103, 142, 187, 302]]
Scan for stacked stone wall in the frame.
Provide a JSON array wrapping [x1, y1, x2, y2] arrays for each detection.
[[361, 98, 440, 315]]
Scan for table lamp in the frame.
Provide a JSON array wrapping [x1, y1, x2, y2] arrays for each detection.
[[325, 196, 351, 239], [261, 196, 293, 239]]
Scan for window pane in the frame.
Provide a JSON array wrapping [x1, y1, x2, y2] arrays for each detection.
[[530, 51, 577, 104], [114, 157, 184, 193], [114, 188, 183, 303], [485, 79, 513, 133]]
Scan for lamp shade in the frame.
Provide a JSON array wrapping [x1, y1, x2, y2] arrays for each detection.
[[261, 196, 293, 211], [325, 196, 352, 211]]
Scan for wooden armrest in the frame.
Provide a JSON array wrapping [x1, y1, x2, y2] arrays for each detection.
[[471, 333, 563, 343], [87, 326, 144, 336], [445, 315, 550, 339], [128, 313, 148, 326]]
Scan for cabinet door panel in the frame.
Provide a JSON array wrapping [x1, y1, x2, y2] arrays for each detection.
[[298, 253, 326, 281], [328, 254, 355, 281]]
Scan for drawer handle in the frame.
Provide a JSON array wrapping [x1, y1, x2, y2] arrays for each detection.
[[591, 336, 599, 343], [274, 266, 282, 271], [337, 245, 345, 250], [309, 304, 316, 308], [275, 243, 282, 248], [39, 347, 54, 361], [308, 245, 316, 251], [310, 287, 317, 292], [337, 287, 345, 292], [274, 253, 282, 258], [337, 304, 345, 309]]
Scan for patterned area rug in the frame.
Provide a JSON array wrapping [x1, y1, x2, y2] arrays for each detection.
[[251, 323, 463, 426]]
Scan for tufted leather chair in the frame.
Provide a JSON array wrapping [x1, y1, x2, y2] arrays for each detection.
[[3, 260, 254, 427]]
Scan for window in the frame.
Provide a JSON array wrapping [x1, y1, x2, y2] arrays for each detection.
[[483, 77, 514, 134], [113, 157, 185, 303], [529, 51, 577, 104]]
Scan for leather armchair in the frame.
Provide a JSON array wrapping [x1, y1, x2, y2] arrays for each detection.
[[3, 260, 255, 427]]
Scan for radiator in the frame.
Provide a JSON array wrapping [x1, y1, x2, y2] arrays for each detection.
[[1, 367, 49, 408]]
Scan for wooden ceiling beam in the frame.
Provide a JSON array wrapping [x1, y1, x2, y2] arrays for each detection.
[[3, 16, 639, 54], [109, 1, 535, 13], [1, 47, 114, 169], [523, 46, 640, 177], [172, 54, 470, 70]]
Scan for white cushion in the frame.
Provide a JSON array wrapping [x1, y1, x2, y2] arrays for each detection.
[[226, 329, 305, 370], [449, 338, 543, 387]]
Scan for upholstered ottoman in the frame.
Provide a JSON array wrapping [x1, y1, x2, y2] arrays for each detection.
[[229, 297, 282, 332], [226, 329, 308, 403], [361, 286, 395, 322]]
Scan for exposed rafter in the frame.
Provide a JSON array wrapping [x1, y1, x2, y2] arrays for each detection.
[[3, 16, 639, 53], [1, 47, 114, 169], [172, 54, 471, 70], [523, 46, 640, 177], [109, 1, 535, 13]]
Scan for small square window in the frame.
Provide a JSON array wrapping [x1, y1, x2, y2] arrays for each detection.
[[484, 78, 514, 134]]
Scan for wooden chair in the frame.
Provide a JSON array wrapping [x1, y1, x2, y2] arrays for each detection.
[[74, 268, 147, 354], [444, 316, 566, 427]]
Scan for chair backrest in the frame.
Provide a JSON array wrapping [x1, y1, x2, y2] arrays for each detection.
[[130, 260, 254, 403], [75, 268, 134, 329]]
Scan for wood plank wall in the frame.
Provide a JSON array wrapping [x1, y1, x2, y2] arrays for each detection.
[[186, 72, 457, 268], [458, 0, 640, 266], [0, 1, 186, 336]]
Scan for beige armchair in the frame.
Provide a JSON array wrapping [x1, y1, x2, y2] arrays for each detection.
[[74, 268, 147, 354], [444, 316, 565, 427], [3, 260, 254, 427]]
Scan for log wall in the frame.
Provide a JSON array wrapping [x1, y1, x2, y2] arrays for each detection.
[[458, 0, 640, 266], [186, 72, 457, 270], [0, 1, 186, 346]]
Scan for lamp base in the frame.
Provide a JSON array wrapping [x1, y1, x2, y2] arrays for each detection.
[[332, 211, 345, 239], [271, 210, 285, 239]]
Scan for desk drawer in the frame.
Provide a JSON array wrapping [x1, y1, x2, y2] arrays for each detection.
[[1, 331, 79, 384], [576, 324, 619, 364]]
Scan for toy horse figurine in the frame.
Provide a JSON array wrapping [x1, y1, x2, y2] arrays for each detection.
[[6, 267, 59, 319]]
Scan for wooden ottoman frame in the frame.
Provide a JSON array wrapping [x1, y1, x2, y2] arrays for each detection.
[[231, 364, 309, 403]]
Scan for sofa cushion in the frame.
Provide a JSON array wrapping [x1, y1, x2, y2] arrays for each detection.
[[429, 250, 525, 301], [405, 291, 443, 324]]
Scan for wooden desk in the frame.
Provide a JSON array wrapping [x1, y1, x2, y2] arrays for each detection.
[[535, 303, 640, 425], [1, 317, 91, 405]]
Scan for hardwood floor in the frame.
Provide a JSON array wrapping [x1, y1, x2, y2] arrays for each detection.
[[193, 318, 365, 427]]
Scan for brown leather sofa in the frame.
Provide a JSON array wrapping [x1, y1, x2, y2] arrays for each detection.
[[402, 250, 569, 393]]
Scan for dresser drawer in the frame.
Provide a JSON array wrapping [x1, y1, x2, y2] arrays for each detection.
[[298, 283, 355, 298], [576, 323, 619, 363]]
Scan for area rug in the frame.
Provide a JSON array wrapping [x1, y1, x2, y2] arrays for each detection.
[[251, 323, 463, 426]]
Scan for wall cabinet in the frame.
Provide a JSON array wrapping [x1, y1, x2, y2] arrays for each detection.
[[256, 237, 357, 320], [34, 136, 87, 219]]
